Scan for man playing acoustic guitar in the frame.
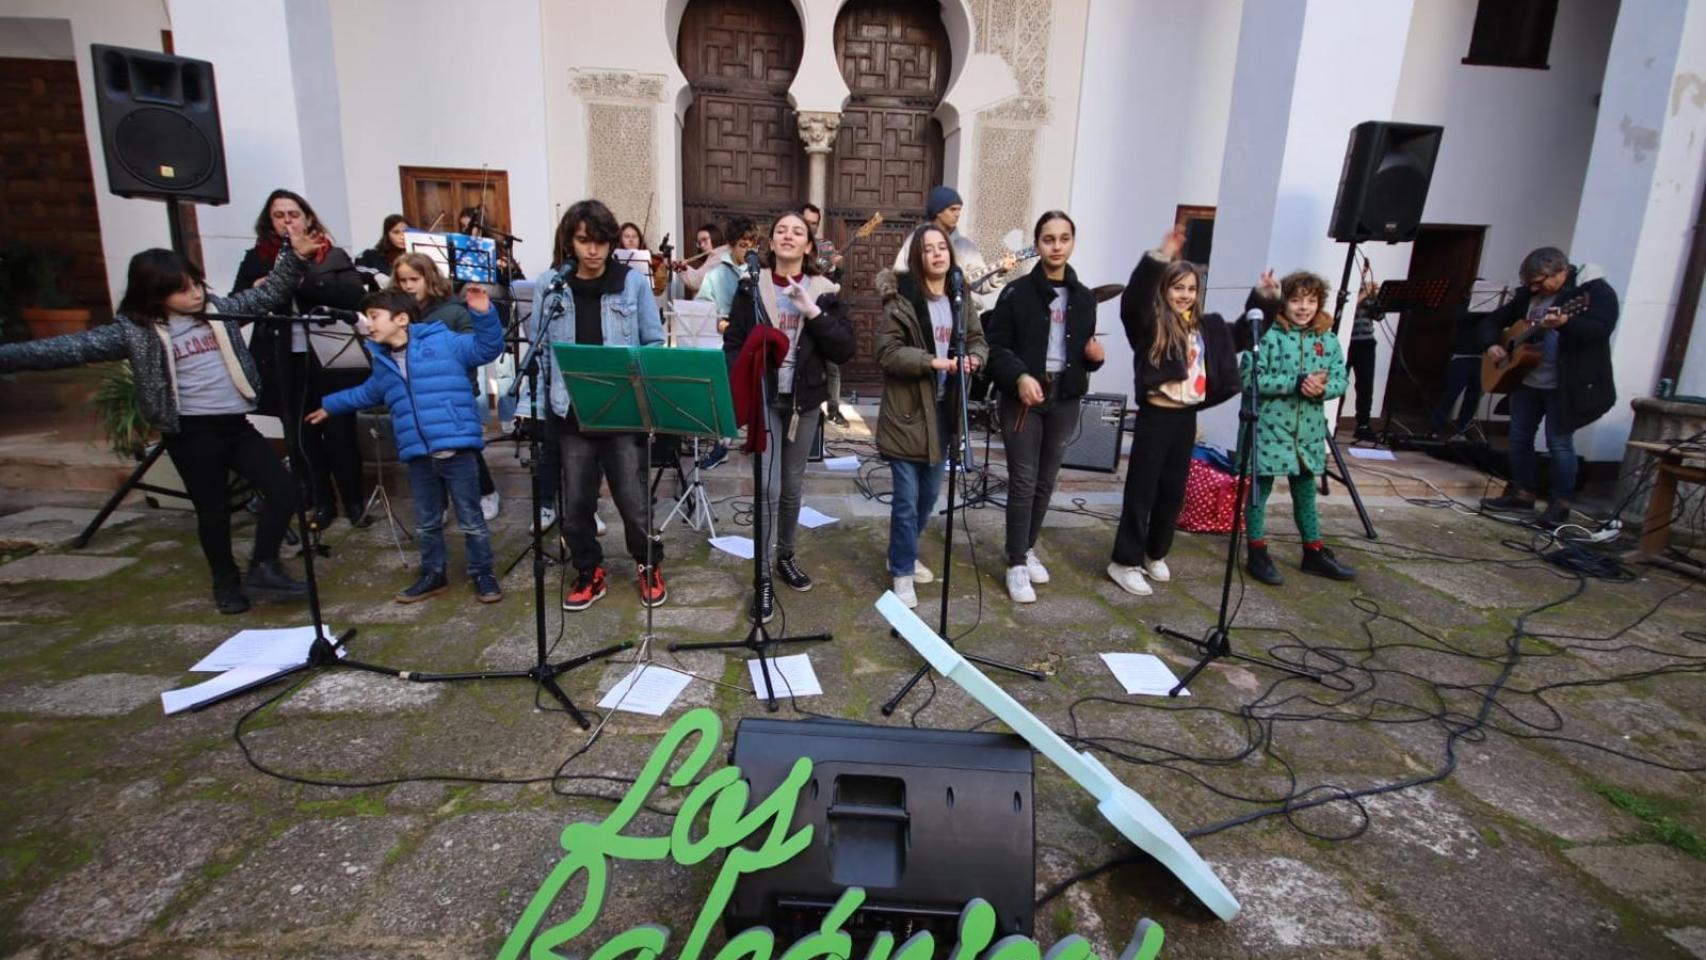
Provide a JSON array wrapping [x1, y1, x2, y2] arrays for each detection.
[[1478, 246, 1619, 527]]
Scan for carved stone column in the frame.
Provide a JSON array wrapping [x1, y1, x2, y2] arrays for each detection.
[[797, 111, 842, 211]]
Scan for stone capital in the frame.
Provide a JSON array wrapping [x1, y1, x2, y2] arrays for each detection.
[[797, 111, 842, 154]]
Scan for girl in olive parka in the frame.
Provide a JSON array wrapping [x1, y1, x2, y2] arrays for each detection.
[[1240, 269, 1356, 584]]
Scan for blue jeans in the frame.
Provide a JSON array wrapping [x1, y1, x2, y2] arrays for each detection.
[[1507, 386, 1576, 499], [407, 450, 494, 577], [887, 457, 944, 576]]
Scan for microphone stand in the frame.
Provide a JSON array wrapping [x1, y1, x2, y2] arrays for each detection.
[[1154, 310, 1329, 696], [187, 311, 402, 711], [882, 268, 1044, 715], [671, 254, 831, 711], [411, 268, 628, 727]]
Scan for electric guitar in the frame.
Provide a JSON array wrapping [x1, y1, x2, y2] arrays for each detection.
[[1479, 291, 1591, 395], [816, 212, 884, 274], [968, 244, 1037, 293]]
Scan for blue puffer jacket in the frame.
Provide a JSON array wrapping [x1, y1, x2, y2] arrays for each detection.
[[320, 305, 504, 460]]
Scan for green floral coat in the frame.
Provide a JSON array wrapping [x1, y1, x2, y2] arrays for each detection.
[[1239, 294, 1348, 478]]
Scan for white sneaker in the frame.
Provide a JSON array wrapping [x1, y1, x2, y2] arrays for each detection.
[[1144, 557, 1171, 583], [893, 575, 917, 609], [537, 505, 557, 530], [1024, 549, 1050, 584], [1107, 562, 1152, 597], [1006, 565, 1036, 603], [481, 491, 501, 521], [913, 561, 934, 584], [595, 513, 607, 536]]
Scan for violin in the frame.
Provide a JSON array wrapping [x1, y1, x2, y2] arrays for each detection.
[[647, 234, 671, 297]]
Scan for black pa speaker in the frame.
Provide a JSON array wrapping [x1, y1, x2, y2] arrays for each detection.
[[1327, 121, 1442, 243], [727, 718, 1034, 948], [90, 44, 229, 204], [1061, 392, 1127, 473]]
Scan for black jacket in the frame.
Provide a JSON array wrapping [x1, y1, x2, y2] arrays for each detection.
[[1121, 252, 1239, 409], [1476, 263, 1618, 432], [984, 264, 1104, 402], [723, 273, 856, 413], [234, 243, 373, 412]]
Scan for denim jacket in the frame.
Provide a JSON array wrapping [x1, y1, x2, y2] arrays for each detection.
[[529, 260, 665, 418]]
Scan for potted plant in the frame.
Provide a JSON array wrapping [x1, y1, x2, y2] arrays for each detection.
[[0, 242, 92, 340], [89, 362, 153, 460]]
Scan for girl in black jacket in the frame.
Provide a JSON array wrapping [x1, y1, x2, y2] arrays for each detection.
[[1108, 225, 1240, 597], [984, 210, 1106, 603], [355, 214, 410, 280], [722, 211, 856, 623], [232, 189, 369, 529]]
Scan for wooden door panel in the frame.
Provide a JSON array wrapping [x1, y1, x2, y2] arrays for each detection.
[[828, 0, 948, 386], [679, 0, 806, 231], [398, 166, 510, 235]]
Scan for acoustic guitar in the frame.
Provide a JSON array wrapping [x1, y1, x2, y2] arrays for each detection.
[[1480, 292, 1590, 395], [968, 243, 1037, 293]]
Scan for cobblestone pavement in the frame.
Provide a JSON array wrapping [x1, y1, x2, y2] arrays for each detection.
[[0, 491, 1701, 959]]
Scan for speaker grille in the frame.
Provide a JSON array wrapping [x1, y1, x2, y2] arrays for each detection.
[[113, 108, 214, 189]]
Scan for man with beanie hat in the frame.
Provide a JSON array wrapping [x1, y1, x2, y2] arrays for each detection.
[[894, 184, 1019, 310]]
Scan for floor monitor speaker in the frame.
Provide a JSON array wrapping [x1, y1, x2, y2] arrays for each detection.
[[727, 718, 1034, 948]]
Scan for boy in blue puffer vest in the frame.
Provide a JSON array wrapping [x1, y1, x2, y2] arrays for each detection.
[[308, 286, 506, 603]]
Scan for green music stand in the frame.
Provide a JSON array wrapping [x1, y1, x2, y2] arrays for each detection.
[[553, 344, 736, 658]]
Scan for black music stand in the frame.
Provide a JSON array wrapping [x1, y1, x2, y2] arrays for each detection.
[[555, 343, 735, 660], [1371, 278, 1454, 448]]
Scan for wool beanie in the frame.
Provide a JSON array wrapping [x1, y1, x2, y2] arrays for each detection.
[[925, 185, 963, 221]]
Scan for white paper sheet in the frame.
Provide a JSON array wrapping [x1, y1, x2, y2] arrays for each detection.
[[709, 536, 756, 559], [190, 626, 340, 673], [823, 456, 860, 471], [749, 653, 822, 699], [1346, 447, 1397, 461], [1099, 653, 1190, 697], [161, 664, 290, 715], [796, 506, 838, 528], [597, 664, 693, 716], [670, 299, 723, 350]]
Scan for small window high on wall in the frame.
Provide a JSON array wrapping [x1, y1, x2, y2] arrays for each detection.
[[1462, 0, 1559, 70]]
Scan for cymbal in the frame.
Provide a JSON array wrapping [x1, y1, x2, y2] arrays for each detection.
[[1092, 283, 1125, 304]]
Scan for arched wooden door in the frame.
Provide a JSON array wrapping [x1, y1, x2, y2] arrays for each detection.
[[678, 0, 807, 235], [832, 0, 949, 386]]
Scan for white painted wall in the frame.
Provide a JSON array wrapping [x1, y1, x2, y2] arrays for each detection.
[[543, 1, 686, 260], [1572, 0, 1706, 458], [0, 0, 170, 308], [328, 0, 555, 278], [1070, 0, 1243, 402], [0, 16, 71, 58]]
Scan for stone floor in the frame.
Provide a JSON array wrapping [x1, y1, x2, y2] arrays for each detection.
[[0, 479, 1702, 960]]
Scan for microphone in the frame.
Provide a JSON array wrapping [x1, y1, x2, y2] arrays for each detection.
[[947, 265, 964, 304], [546, 256, 577, 293], [1236, 307, 1265, 353], [744, 249, 763, 280]]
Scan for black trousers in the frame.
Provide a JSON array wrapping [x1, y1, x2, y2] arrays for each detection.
[[163, 414, 297, 585], [278, 352, 364, 515], [1111, 404, 1197, 565], [1348, 338, 1376, 425]]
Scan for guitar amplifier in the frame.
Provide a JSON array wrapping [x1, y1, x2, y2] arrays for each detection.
[[1060, 393, 1127, 473]]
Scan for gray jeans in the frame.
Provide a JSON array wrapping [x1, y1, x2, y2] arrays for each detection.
[[999, 392, 1078, 566], [824, 362, 842, 414], [758, 399, 821, 565]]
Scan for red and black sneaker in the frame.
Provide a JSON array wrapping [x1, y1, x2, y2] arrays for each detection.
[[637, 563, 667, 608], [563, 565, 607, 611]]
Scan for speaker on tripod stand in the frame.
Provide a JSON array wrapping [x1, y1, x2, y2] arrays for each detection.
[[91, 45, 229, 206]]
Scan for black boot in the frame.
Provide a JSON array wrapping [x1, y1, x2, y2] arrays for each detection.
[[212, 577, 250, 615], [1246, 544, 1284, 586], [1301, 545, 1356, 581], [1354, 420, 1376, 442], [246, 559, 308, 597]]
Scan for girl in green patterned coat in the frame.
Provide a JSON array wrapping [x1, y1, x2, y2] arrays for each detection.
[[1241, 270, 1356, 584]]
